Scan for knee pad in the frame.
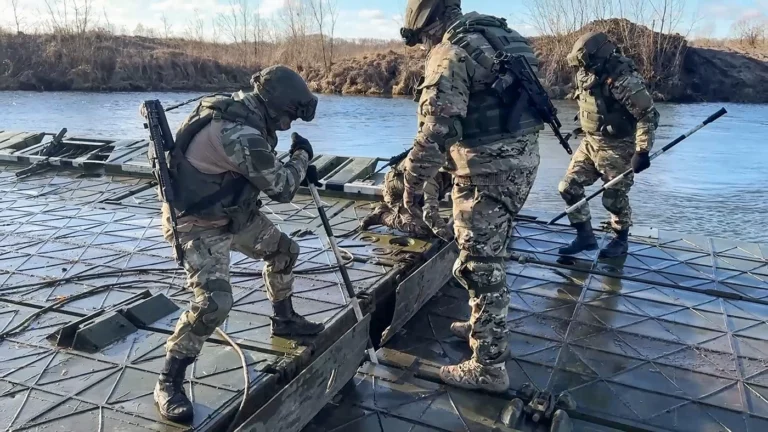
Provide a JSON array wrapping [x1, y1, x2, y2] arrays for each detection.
[[558, 179, 581, 205], [266, 232, 300, 274], [452, 252, 507, 297], [189, 279, 233, 336], [602, 188, 628, 215]]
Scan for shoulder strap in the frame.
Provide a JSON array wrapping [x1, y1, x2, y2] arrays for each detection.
[[445, 13, 530, 71], [200, 97, 265, 132]]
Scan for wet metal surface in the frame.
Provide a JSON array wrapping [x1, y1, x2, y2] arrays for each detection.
[[304, 362, 620, 432], [0, 161, 439, 431], [370, 220, 768, 432]]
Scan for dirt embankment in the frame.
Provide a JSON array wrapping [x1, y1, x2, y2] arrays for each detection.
[[1, 20, 767, 103]]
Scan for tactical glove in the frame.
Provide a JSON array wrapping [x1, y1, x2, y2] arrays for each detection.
[[301, 165, 323, 187], [290, 132, 314, 161], [631, 151, 651, 173]]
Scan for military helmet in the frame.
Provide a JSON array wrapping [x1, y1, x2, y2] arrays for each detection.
[[400, 0, 461, 46], [566, 32, 618, 69], [251, 65, 318, 122]]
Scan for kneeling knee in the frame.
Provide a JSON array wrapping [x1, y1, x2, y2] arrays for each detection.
[[558, 179, 581, 204], [190, 279, 233, 335]]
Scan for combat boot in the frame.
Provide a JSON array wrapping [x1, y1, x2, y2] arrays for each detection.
[[439, 358, 510, 393], [271, 296, 325, 336], [558, 221, 598, 255], [450, 321, 471, 341], [154, 354, 195, 423], [360, 205, 387, 231], [599, 229, 629, 258]]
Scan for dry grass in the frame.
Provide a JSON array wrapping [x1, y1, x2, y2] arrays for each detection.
[[1, 21, 767, 103], [0, 29, 412, 93], [532, 18, 688, 100]]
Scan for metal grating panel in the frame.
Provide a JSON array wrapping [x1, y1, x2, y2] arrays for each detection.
[[377, 222, 768, 431], [0, 160, 439, 431]]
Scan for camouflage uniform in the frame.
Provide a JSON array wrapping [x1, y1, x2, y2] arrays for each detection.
[[559, 69, 657, 231], [363, 159, 452, 239], [400, 1, 542, 392], [146, 65, 321, 423], [162, 96, 310, 359]]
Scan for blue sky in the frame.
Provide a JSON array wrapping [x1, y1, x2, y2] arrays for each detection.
[[4, 0, 767, 40]]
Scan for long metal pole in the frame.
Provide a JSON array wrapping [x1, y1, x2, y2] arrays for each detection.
[[548, 107, 728, 226], [308, 183, 379, 364]]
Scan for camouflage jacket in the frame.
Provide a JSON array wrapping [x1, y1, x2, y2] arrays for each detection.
[[176, 94, 308, 230], [403, 20, 540, 204], [574, 67, 659, 153]]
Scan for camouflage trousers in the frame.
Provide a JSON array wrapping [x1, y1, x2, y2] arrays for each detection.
[[161, 208, 299, 358], [366, 203, 433, 238], [558, 134, 635, 231], [451, 137, 540, 365]]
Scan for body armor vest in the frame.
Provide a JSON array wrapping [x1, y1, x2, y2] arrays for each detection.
[[576, 57, 637, 139], [160, 97, 264, 220], [444, 12, 544, 147]]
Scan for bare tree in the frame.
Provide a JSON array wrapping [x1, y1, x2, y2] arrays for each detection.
[[185, 9, 206, 42], [44, 0, 95, 34], [10, 0, 24, 34], [217, 0, 252, 47], [279, 0, 313, 67], [73, 0, 93, 33], [161, 13, 173, 39], [102, 6, 114, 34], [731, 15, 767, 48], [309, 0, 339, 72]]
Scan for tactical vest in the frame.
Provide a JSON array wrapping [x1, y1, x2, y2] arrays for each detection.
[[444, 12, 544, 147], [576, 57, 637, 139], [156, 97, 264, 220]]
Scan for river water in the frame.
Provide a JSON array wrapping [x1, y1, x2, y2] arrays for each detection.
[[2, 91, 766, 243]]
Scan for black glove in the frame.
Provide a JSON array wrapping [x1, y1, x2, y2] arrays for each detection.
[[290, 132, 314, 161], [631, 151, 651, 173], [301, 165, 323, 187]]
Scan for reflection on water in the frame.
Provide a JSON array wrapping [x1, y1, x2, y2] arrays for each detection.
[[2, 91, 767, 243]]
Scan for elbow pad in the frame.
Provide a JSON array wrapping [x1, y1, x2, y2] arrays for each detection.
[[418, 116, 463, 152]]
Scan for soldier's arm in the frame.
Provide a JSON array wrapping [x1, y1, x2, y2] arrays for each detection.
[[404, 43, 471, 199], [609, 71, 659, 153], [223, 126, 308, 203], [421, 175, 444, 229]]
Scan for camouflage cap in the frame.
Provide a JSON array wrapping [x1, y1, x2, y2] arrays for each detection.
[[567, 32, 618, 69], [400, 0, 461, 46], [251, 65, 318, 122]]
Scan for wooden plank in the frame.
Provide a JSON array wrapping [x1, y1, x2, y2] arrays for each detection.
[[380, 241, 459, 345], [236, 314, 371, 432]]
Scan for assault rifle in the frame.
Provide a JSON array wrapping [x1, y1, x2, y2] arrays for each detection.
[[141, 100, 184, 266], [361, 148, 411, 181], [15, 128, 68, 178], [492, 51, 573, 155]]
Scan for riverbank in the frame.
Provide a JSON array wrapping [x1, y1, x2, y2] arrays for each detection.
[[1, 19, 767, 102]]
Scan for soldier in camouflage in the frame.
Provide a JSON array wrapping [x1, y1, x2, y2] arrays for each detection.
[[144, 65, 324, 423], [400, 0, 542, 392], [558, 32, 659, 258], [360, 154, 453, 239]]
